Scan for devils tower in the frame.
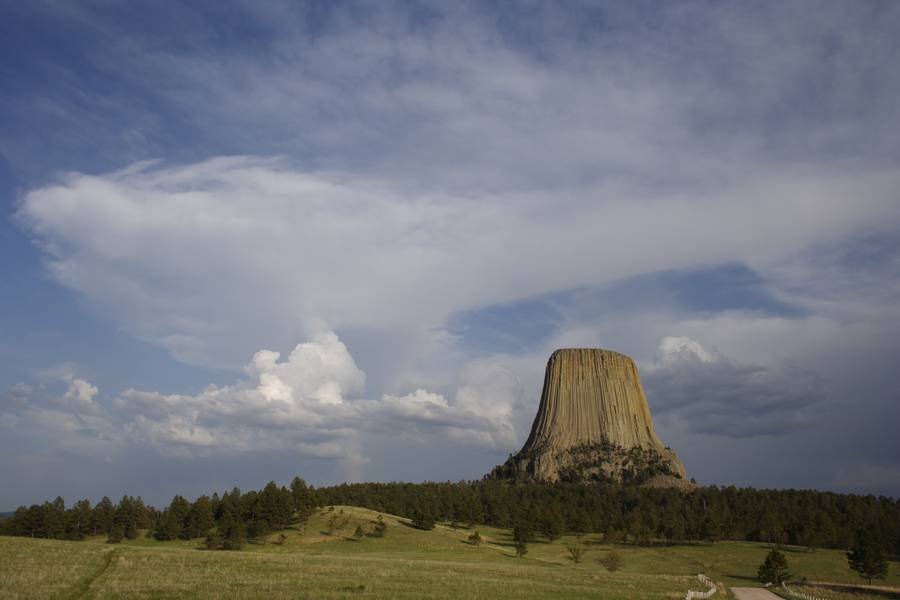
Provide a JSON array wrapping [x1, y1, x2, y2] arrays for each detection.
[[488, 348, 688, 486]]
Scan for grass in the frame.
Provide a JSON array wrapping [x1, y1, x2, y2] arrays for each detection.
[[1, 506, 897, 599]]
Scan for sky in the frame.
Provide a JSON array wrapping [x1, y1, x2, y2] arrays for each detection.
[[2, 1, 900, 509]]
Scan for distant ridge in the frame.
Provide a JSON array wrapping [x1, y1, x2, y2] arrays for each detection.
[[487, 348, 689, 486]]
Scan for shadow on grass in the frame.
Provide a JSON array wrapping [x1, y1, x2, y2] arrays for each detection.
[[726, 574, 760, 582]]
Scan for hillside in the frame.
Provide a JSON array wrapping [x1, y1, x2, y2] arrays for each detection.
[[2, 505, 897, 599]]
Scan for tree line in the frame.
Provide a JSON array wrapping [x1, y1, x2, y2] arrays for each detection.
[[0, 477, 316, 549], [2, 478, 898, 556]]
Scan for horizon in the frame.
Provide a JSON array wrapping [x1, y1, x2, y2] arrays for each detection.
[[2, 1, 900, 508]]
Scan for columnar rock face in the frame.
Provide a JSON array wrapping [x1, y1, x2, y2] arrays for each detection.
[[487, 348, 688, 486]]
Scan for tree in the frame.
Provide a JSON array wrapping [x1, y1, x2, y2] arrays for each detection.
[[600, 550, 621, 572], [410, 510, 435, 531], [567, 544, 584, 564], [186, 496, 215, 539], [539, 505, 565, 543], [757, 549, 790, 585], [353, 525, 365, 540], [468, 531, 482, 546], [205, 529, 223, 550], [107, 524, 124, 544], [515, 539, 528, 558], [222, 518, 245, 550], [372, 515, 387, 538], [513, 520, 535, 545], [847, 530, 889, 584]]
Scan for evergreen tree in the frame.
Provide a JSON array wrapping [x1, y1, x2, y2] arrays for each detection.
[[204, 528, 223, 550], [107, 524, 124, 544], [410, 510, 436, 531], [92, 497, 115, 536], [847, 530, 889, 584], [186, 496, 215, 539], [757, 549, 790, 584], [222, 518, 245, 550], [539, 504, 565, 542]]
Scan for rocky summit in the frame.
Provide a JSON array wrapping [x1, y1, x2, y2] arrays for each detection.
[[487, 348, 689, 487]]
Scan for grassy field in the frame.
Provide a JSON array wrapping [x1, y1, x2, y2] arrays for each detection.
[[1, 505, 897, 599]]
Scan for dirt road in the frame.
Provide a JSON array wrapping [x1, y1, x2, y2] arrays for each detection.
[[731, 588, 783, 600]]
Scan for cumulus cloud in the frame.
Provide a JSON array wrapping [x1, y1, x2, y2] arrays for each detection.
[[1, 333, 519, 468], [0, 377, 118, 458], [59, 376, 100, 412], [645, 336, 825, 438], [365, 358, 521, 450]]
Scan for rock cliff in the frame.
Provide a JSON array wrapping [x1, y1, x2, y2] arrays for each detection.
[[487, 348, 688, 486]]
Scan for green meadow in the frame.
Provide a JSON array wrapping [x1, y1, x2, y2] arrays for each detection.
[[1, 505, 897, 599]]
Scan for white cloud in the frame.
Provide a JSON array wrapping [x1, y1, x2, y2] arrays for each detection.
[[16, 158, 900, 378], [644, 335, 825, 438], [60, 376, 100, 412], [657, 336, 716, 366]]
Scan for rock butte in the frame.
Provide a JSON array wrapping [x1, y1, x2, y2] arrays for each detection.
[[488, 348, 688, 486]]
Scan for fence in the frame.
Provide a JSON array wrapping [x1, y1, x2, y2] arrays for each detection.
[[684, 574, 717, 599], [780, 582, 825, 600]]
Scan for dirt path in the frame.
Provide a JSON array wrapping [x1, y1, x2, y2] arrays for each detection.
[[731, 588, 783, 600]]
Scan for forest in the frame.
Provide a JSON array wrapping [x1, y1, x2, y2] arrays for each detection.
[[2, 478, 898, 555]]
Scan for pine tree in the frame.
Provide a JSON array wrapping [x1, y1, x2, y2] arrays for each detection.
[[847, 530, 889, 584], [92, 497, 115, 536], [757, 549, 790, 584], [539, 505, 565, 542]]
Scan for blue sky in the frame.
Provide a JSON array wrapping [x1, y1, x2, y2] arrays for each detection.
[[2, 1, 900, 508]]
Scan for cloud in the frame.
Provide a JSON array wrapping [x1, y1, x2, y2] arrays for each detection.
[[0, 377, 119, 458], [16, 158, 900, 377], [658, 336, 716, 366], [4, 2, 900, 497], [59, 376, 100, 412], [0, 332, 520, 468], [644, 336, 825, 438]]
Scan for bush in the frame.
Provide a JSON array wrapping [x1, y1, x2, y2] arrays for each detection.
[[600, 550, 621, 572], [371, 515, 387, 538], [567, 544, 584, 564], [468, 531, 482, 546]]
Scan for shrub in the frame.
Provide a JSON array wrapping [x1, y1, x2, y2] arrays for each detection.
[[371, 515, 387, 538], [567, 544, 584, 564], [600, 550, 621, 572]]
